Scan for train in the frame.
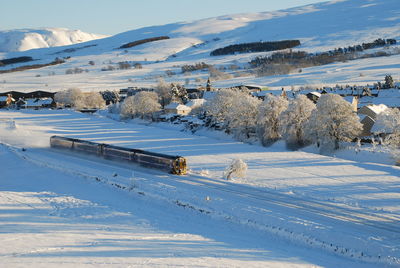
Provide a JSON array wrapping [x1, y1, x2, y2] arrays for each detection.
[[49, 135, 187, 175]]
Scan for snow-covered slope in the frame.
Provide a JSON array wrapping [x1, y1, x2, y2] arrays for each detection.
[[0, 28, 107, 52], [1, 109, 399, 266], [0, 0, 399, 92]]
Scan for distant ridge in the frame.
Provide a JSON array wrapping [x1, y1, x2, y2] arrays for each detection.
[[0, 28, 108, 52]]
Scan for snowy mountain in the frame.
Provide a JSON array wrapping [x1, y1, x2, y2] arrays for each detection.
[[0, 0, 399, 92], [0, 28, 107, 52]]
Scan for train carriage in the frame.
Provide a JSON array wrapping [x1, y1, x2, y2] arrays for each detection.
[[50, 136, 187, 175]]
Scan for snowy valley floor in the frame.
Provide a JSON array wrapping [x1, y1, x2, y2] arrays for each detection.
[[1, 109, 400, 267]]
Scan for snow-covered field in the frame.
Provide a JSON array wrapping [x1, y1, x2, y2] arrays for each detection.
[[1, 109, 399, 267]]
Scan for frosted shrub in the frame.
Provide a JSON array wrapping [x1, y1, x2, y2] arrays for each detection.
[[257, 95, 288, 146], [305, 94, 363, 153], [279, 95, 315, 149], [223, 159, 248, 180]]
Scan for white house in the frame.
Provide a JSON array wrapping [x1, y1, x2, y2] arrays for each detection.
[[164, 102, 192, 116], [358, 104, 388, 119], [358, 104, 388, 136]]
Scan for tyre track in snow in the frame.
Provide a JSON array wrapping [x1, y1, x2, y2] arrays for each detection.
[[183, 173, 400, 233]]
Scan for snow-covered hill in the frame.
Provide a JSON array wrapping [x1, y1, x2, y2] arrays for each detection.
[[0, 0, 399, 92], [0, 28, 107, 52]]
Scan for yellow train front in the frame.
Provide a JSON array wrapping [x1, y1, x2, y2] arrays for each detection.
[[50, 136, 187, 175]]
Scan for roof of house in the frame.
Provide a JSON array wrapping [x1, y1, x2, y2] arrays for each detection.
[[185, 99, 205, 109], [24, 98, 53, 106], [365, 104, 388, 114], [358, 104, 388, 118], [307, 91, 322, 97], [165, 102, 191, 111]]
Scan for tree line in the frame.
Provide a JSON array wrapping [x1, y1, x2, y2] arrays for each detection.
[[119, 36, 170, 49], [0, 58, 65, 74], [210, 40, 301, 56], [250, 38, 398, 77], [0, 56, 33, 67]]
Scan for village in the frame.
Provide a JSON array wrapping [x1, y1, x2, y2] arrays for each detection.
[[1, 75, 399, 149]]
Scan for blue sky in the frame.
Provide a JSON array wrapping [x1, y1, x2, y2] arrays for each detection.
[[1, 0, 325, 35]]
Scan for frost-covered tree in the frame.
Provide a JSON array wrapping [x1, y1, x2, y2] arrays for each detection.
[[225, 91, 261, 140], [170, 83, 188, 104], [154, 78, 172, 108], [54, 89, 105, 109], [79, 92, 106, 109], [257, 94, 289, 146], [54, 88, 83, 107], [305, 94, 362, 152], [132, 91, 161, 119], [120, 96, 136, 119], [120, 92, 160, 120], [203, 88, 239, 128], [384, 75, 394, 89], [223, 159, 248, 180], [108, 102, 121, 114], [279, 95, 316, 149]]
